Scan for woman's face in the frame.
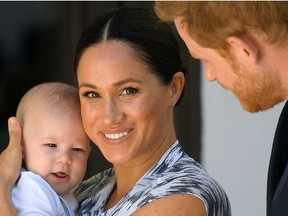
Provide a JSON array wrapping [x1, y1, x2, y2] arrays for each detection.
[[77, 41, 177, 167]]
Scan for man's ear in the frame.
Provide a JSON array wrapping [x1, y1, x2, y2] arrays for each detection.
[[227, 36, 259, 64]]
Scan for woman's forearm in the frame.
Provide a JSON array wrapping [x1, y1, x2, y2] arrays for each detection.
[[0, 188, 17, 216]]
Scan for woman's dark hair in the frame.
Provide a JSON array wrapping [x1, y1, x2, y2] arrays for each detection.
[[74, 7, 185, 105]]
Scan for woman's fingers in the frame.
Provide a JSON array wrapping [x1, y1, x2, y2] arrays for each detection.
[[0, 117, 22, 191]]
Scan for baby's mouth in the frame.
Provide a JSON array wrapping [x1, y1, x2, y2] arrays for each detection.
[[53, 172, 68, 178]]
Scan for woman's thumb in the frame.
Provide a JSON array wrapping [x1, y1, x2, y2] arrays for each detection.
[[7, 117, 21, 149]]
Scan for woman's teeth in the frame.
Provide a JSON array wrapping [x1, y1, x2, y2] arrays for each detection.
[[105, 132, 128, 139]]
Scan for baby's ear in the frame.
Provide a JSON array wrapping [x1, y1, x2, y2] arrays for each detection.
[[227, 36, 259, 65]]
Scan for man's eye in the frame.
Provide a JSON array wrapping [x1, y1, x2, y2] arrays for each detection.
[[122, 87, 138, 95]]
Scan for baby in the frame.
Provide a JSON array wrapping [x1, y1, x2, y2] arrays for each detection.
[[11, 82, 90, 215]]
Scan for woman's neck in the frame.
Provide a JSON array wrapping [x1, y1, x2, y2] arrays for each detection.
[[104, 136, 177, 211]]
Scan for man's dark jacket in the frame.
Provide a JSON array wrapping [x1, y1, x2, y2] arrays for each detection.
[[267, 101, 288, 216]]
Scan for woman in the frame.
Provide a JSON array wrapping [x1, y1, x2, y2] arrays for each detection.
[[73, 7, 230, 215], [0, 7, 231, 216]]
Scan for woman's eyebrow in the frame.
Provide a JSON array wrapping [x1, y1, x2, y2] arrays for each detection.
[[79, 83, 97, 89], [79, 78, 143, 89], [113, 78, 143, 87]]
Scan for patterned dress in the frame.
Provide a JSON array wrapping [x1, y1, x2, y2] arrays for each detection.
[[74, 140, 231, 216]]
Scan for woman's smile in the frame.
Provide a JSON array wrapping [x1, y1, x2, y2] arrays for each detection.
[[104, 131, 129, 140]]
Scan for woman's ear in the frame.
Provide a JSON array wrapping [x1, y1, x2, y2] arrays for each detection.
[[170, 72, 185, 104], [227, 36, 259, 65]]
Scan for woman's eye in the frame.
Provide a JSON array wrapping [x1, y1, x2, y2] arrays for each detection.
[[122, 87, 138, 95], [84, 92, 99, 98], [87, 92, 98, 98]]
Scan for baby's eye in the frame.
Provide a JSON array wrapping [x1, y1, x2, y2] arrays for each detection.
[[72, 147, 84, 152], [46, 143, 57, 148], [121, 87, 139, 95]]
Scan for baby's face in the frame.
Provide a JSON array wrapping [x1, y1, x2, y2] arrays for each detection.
[[22, 109, 90, 195]]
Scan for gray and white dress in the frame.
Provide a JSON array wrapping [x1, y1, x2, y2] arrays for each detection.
[[74, 140, 231, 216]]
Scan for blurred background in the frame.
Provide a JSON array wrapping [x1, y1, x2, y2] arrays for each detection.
[[0, 2, 284, 216]]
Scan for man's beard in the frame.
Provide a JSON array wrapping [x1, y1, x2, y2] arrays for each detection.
[[231, 65, 285, 113]]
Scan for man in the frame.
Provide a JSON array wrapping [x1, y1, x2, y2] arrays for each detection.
[[155, 2, 288, 216]]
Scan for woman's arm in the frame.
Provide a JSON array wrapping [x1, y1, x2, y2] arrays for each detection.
[[0, 195, 17, 216], [0, 117, 22, 216], [132, 194, 206, 216]]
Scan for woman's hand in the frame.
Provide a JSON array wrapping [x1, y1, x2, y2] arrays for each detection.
[[0, 117, 22, 216]]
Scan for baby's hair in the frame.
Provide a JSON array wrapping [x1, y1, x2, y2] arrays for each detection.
[[16, 82, 80, 126]]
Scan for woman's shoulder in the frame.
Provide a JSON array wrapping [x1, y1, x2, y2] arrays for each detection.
[[112, 147, 231, 216], [151, 143, 226, 195], [152, 153, 231, 215], [140, 147, 231, 216]]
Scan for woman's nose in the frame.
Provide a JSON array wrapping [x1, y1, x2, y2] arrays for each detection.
[[103, 99, 124, 125]]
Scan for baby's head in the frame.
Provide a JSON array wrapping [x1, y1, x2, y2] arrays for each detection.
[[16, 82, 90, 195]]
